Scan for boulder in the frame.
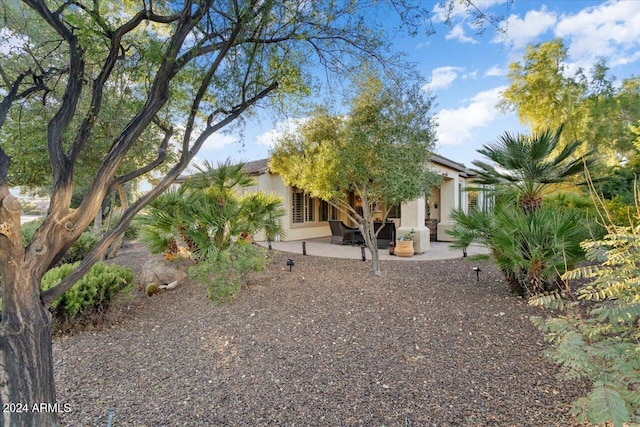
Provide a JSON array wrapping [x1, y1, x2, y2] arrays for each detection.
[[139, 257, 187, 288]]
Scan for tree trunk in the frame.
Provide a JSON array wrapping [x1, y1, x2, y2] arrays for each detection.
[[361, 221, 381, 276], [106, 183, 128, 259], [92, 209, 102, 236], [1, 271, 60, 427]]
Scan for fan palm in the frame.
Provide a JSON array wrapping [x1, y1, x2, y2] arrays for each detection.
[[471, 126, 595, 213], [138, 159, 285, 260]]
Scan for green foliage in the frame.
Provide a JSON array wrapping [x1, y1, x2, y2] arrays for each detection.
[[450, 204, 588, 296], [137, 161, 285, 258], [40, 262, 134, 321], [451, 126, 593, 295], [21, 219, 44, 247], [189, 242, 269, 304], [61, 232, 100, 264], [470, 126, 594, 213], [21, 202, 44, 215], [531, 222, 640, 426], [500, 39, 640, 166]]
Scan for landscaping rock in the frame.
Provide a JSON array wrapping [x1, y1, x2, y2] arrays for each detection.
[[139, 257, 187, 287]]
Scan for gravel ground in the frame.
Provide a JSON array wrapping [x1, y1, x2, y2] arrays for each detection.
[[53, 242, 586, 426]]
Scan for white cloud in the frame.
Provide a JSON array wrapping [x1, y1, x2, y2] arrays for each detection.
[[555, 1, 640, 70], [463, 70, 478, 80], [428, 66, 463, 91], [484, 65, 504, 77], [494, 7, 557, 49], [436, 86, 507, 146], [445, 24, 478, 44], [201, 132, 239, 151], [255, 117, 308, 148]]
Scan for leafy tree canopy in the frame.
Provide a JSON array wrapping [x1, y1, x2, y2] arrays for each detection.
[[269, 73, 441, 274], [500, 39, 640, 166], [271, 74, 439, 211]]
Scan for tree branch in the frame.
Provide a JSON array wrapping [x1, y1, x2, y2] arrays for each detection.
[[114, 123, 173, 186]]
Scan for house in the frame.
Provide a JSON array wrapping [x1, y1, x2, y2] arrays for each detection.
[[235, 154, 491, 254]]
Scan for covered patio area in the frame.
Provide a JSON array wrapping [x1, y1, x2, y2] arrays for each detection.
[[257, 237, 489, 261]]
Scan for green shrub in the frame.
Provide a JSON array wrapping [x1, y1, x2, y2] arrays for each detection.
[[448, 204, 588, 296], [21, 202, 44, 215], [531, 225, 640, 426], [41, 262, 134, 321], [190, 242, 268, 304], [605, 195, 639, 229]]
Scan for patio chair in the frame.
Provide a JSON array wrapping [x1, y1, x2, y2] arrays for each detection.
[[374, 221, 396, 249], [328, 220, 363, 245]]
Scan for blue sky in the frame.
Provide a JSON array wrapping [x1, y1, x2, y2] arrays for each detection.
[[195, 0, 640, 169]]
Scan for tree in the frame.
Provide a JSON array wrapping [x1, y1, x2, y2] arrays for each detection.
[[138, 160, 285, 259], [0, 0, 462, 423], [500, 39, 584, 137], [500, 39, 640, 166], [269, 75, 440, 275], [448, 126, 595, 296], [470, 126, 594, 213]]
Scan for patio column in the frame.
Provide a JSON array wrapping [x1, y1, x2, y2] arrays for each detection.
[[397, 196, 430, 254], [437, 176, 458, 242]]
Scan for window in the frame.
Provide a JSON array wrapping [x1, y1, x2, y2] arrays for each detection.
[[292, 187, 316, 223], [468, 191, 478, 212], [319, 200, 338, 221], [305, 193, 315, 222], [292, 188, 304, 223], [388, 204, 401, 219]]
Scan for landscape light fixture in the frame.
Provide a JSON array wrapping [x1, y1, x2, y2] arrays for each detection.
[[302, 241, 307, 255], [472, 266, 481, 281], [287, 258, 295, 271], [361, 246, 366, 261]]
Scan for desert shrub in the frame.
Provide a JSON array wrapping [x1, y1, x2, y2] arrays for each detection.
[[531, 223, 640, 425], [124, 218, 141, 240], [189, 242, 269, 304], [21, 202, 44, 215], [41, 262, 134, 321], [449, 204, 588, 296], [137, 161, 284, 257], [604, 195, 639, 229]]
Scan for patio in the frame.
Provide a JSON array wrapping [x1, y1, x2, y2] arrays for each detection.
[[257, 237, 489, 261]]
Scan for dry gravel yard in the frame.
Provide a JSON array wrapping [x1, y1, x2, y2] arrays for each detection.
[[53, 243, 586, 426]]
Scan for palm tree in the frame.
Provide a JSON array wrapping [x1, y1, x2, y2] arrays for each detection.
[[471, 126, 595, 213], [138, 159, 285, 261]]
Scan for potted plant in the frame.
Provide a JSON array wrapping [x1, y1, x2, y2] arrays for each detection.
[[395, 229, 415, 257]]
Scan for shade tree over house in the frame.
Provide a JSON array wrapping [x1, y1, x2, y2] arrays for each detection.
[[269, 74, 443, 275]]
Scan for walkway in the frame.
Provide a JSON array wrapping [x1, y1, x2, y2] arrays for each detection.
[[257, 237, 489, 261]]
